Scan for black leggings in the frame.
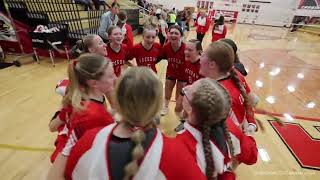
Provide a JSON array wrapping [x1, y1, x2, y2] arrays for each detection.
[[197, 33, 205, 43]]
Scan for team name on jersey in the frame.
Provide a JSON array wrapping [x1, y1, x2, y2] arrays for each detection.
[[168, 58, 183, 64], [139, 57, 157, 63], [113, 60, 125, 66], [185, 68, 199, 79]]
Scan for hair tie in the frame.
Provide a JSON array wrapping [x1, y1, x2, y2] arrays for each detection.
[[127, 121, 154, 132], [129, 126, 144, 132]]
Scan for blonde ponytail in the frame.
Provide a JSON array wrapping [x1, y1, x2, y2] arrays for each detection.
[[123, 129, 146, 180], [62, 53, 111, 112], [115, 67, 163, 179], [63, 61, 87, 111]]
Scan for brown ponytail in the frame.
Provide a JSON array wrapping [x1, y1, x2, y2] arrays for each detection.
[[229, 69, 253, 123]]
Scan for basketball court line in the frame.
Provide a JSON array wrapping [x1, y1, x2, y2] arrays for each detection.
[[255, 110, 320, 122], [314, 126, 320, 133], [0, 144, 53, 152]]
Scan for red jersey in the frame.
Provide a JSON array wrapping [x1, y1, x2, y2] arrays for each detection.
[[161, 42, 187, 81], [122, 23, 133, 49], [212, 24, 227, 42], [226, 118, 258, 165], [176, 120, 257, 178], [196, 16, 210, 34], [184, 59, 204, 85], [50, 105, 72, 163], [65, 124, 206, 180], [234, 68, 251, 93], [62, 99, 114, 156], [176, 122, 231, 179], [219, 74, 256, 131], [106, 44, 128, 77], [128, 42, 162, 73]]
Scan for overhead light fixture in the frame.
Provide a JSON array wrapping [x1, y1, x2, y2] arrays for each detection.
[[259, 63, 265, 69]]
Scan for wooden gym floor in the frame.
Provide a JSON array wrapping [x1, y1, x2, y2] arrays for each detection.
[[0, 24, 319, 179]]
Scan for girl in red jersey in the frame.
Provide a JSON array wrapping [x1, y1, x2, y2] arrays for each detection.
[[117, 11, 134, 49], [177, 78, 257, 179], [212, 16, 227, 42], [177, 78, 234, 180], [47, 53, 116, 179], [106, 26, 129, 77], [219, 39, 247, 76], [62, 67, 206, 180], [160, 25, 187, 117], [174, 39, 204, 131], [219, 39, 282, 128], [53, 35, 108, 98], [184, 39, 204, 85], [50, 35, 111, 163], [199, 41, 257, 134], [195, 10, 210, 43], [128, 25, 162, 73]]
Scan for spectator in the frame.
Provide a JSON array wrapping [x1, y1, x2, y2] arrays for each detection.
[[158, 12, 168, 46], [168, 11, 176, 28], [75, 0, 95, 10], [98, 2, 120, 42], [117, 11, 134, 49], [92, 0, 107, 10], [192, 11, 197, 26], [195, 10, 210, 43]]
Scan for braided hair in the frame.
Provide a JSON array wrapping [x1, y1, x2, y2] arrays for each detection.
[[115, 67, 163, 180], [191, 78, 231, 179]]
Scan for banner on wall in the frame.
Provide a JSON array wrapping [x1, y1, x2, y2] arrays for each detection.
[[0, 12, 17, 42], [197, 0, 237, 9], [298, 0, 320, 10], [208, 10, 238, 22]]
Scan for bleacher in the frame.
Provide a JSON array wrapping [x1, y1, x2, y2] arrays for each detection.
[[5, 0, 141, 45]]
